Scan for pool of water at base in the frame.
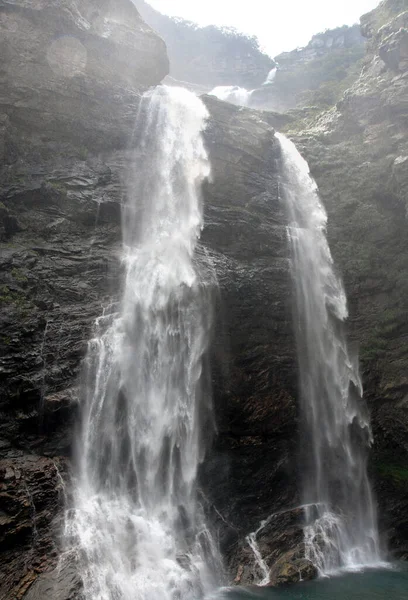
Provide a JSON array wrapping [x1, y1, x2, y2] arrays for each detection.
[[211, 567, 408, 600]]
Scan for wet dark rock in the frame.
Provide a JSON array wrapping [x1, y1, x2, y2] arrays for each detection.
[[199, 97, 297, 578], [268, 550, 317, 586], [0, 455, 68, 599], [0, 150, 130, 596], [24, 560, 82, 600], [228, 507, 305, 586]]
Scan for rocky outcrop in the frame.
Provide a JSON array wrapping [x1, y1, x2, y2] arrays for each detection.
[[205, 0, 408, 574], [282, 0, 408, 560], [199, 0, 408, 576], [268, 549, 317, 586], [278, 24, 365, 67], [0, 0, 169, 158], [0, 456, 67, 599], [227, 507, 306, 586]]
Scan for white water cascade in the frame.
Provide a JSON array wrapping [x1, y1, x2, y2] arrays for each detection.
[[246, 519, 272, 586], [276, 133, 384, 576], [209, 85, 253, 107], [209, 67, 277, 108], [263, 67, 277, 85], [66, 86, 221, 600]]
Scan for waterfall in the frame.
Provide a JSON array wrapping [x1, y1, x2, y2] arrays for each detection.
[[246, 519, 272, 586], [276, 133, 383, 576], [66, 86, 220, 600], [263, 67, 277, 85], [209, 68, 276, 108], [209, 86, 253, 107], [209, 64, 277, 108]]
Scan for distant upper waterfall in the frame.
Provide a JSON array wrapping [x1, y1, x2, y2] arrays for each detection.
[[66, 86, 220, 600], [276, 133, 384, 575], [209, 85, 253, 107], [209, 66, 276, 108]]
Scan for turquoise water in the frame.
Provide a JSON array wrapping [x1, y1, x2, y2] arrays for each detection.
[[214, 568, 408, 600]]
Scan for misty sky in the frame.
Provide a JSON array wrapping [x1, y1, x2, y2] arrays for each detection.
[[147, 0, 380, 56]]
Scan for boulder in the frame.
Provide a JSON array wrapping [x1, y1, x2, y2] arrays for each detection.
[[268, 549, 318, 586], [228, 507, 305, 586]]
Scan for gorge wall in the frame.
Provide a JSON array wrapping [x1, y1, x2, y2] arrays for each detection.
[[1, 0, 408, 597]]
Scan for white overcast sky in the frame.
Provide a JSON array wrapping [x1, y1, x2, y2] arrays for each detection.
[[147, 0, 380, 56]]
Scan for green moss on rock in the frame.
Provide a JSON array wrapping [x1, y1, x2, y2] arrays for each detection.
[[378, 463, 408, 487]]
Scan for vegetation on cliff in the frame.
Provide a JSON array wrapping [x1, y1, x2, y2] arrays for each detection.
[[133, 0, 274, 88], [251, 25, 366, 111]]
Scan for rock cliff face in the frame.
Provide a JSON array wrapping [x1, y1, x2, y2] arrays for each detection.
[[0, 0, 168, 157], [283, 0, 408, 560], [278, 23, 364, 68], [200, 99, 298, 582]]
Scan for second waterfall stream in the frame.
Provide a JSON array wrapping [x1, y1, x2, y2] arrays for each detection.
[[276, 132, 383, 575], [66, 86, 221, 600]]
